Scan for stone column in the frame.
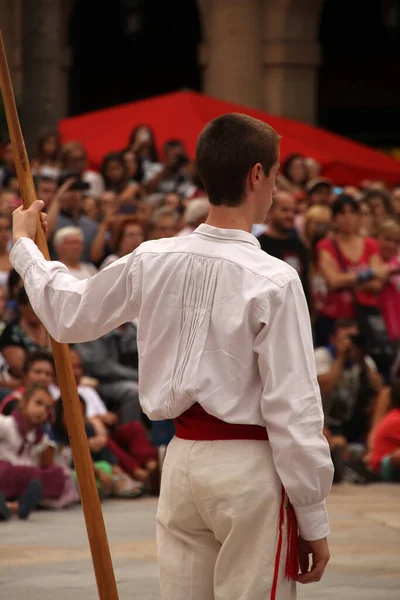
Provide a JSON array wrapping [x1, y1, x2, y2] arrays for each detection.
[[0, 0, 22, 97], [262, 0, 323, 123], [197, 0, 264, 109], [21, 0, 62, 154]]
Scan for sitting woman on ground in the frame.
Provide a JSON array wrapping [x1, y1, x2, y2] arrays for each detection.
[[52, 395, 143, 499], [67, 348, 159, 493], [0, 383, 65, 521]]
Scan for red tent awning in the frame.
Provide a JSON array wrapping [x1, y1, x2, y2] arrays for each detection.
[[59, 90, 400, 186]]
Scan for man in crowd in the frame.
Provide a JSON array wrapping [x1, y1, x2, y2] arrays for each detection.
[[34, 176, 58, 209], [306, 178, 332, 206], [315, 318, 383, 481], [258, 191, 310, 302], [176, 198, 210, 237], [143, 140, 194, 198], [46, 172, 98, 261], [75, 322, 141, 424], [53, 226, 97, 280], [148, 207, 179, 239]]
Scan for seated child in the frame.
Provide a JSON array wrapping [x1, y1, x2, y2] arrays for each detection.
[[0, 383, 65, 520]]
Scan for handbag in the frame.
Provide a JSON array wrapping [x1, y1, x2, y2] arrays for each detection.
[[331, 240, 395, 373]]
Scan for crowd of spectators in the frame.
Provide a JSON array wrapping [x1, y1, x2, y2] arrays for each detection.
[[0, 123, 400, 521]]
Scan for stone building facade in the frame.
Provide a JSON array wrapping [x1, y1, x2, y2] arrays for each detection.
[[0, 0, 324, 150]]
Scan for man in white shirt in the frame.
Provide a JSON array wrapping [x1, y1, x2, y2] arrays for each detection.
[[10, 113, 332, 600]]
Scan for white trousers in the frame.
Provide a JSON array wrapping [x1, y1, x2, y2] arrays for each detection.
[[156, 437, 296, 600]]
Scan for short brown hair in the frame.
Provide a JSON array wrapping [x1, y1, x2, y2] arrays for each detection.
[[196, 113, 280, 207]]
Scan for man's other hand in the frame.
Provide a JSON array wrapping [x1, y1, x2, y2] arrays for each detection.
[[297, 536, 330, 584]]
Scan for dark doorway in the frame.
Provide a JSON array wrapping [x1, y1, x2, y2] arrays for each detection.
[[318, 0, 400, 146], [68, 0, 202, 116]]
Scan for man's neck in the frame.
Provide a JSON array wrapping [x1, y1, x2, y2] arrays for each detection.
[[266, 224, 291, 240], [205, 206, 255, 233]]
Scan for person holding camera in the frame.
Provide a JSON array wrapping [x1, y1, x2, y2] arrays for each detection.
[[46, 172, 99, 263], [315, 318, 383, 482], [142, 140, 195, 198]]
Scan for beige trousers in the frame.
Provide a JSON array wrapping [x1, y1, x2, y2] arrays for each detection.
[[156, 437, 296, 600]]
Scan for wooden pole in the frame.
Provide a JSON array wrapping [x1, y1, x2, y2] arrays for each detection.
[[0, 31, 120, 600]]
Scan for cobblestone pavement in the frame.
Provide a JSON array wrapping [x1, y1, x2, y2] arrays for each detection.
[[0, 483, 399, 599]]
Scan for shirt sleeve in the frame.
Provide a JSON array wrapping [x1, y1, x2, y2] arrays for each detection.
[[254, 276, 334, 541], [10, 238, 139, 344], [314, 348, 333, 376], [80, 387, 108, 418]]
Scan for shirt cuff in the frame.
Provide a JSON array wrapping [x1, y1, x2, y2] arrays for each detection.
[[10, 238, 42, 277], [294, 500, 331, 541]]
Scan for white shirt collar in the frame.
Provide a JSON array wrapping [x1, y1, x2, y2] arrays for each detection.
[[194, 224, 261, 249]]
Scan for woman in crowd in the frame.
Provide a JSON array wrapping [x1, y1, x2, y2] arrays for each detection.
[[278, 153, 309, 194], [302, 204, 332, 249], [0, 383, 65, 521], [316, 194, 385, 346], [58, 141, 104, 198], [359, 200, 374, 237], [0, 287, 49, 378], [128, 125, 159, 164], [364, 189, 395, 236], [301, 205, 333, 329], [376, 219, 400, 347], [121, 148, 144, 184], [100, 217, 145, 270], [100, 152, 143, 212], [31, 131, 61, 178]]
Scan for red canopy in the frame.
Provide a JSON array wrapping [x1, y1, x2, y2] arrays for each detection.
[[59, 90, 400, 186]]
